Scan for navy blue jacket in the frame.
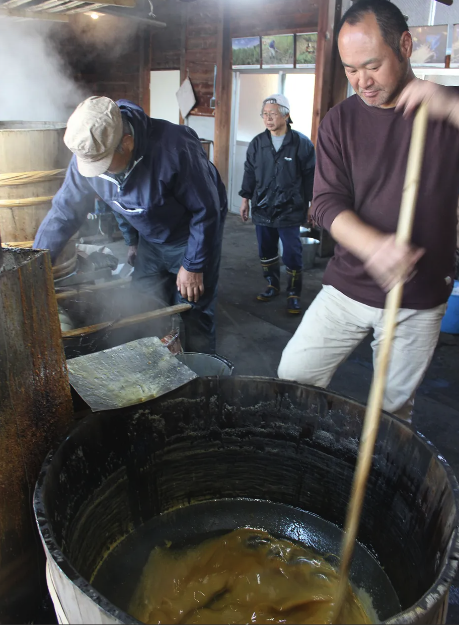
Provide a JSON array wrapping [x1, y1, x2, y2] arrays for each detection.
[[34, 101, 228, 272], [239, 128, 315, 228]]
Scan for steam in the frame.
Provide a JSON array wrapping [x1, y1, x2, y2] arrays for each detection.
[[0, 14, 141, 123], [64, 13, 142, 59], [0, 20, 87, 122]]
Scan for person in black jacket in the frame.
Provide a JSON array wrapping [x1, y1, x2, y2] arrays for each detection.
[[239, 94, 316, 314]]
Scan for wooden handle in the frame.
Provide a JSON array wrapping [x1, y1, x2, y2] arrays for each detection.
[[55, 277, 132, 301], [332, 104, 429, 623], [61, 303, 192, 339]]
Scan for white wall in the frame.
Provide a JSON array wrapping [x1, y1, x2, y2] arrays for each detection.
[[150, 70, 180, 124], [187, 115, 215, 141], [187, 115, 215, 161], [284, 73, 315, 139], [237, 73, 279, 142]]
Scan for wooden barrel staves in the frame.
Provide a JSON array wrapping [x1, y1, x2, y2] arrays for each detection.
[[0, 248, 74, 623], [0, 122, 76, 278]]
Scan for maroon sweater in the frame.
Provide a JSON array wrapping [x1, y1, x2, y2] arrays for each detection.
[[312, 93, 459, 310]]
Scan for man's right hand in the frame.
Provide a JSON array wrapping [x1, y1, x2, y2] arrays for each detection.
[[127, 245, 138, 266], [363, 234, 425, 292], [240, 199, 250, 222]]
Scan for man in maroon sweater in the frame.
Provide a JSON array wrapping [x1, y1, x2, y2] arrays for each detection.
[[278, 0, 459, 420]]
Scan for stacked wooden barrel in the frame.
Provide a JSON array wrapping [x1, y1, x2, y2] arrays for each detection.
[[0, 121, 75, 278]]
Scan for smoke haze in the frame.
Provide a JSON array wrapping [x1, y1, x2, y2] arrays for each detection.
[[0, 20, 87, 122], [0, 14, 141, 123]]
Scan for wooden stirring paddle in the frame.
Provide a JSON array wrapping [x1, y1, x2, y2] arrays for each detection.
[[331, 103, 430, 624]]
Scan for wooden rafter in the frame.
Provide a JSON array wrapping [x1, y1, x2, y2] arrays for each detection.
[[67, 2, 105, 12], [49, 1, 87, 12], [0, 0, 149, 22], [0, 0, 134, 16], [66, 0, 135, 8], [28, 0, 70, 11], [0, 6, 69, 19], [2, 0, 34, 8]]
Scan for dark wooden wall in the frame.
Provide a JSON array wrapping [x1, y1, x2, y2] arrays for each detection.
[[184, 0, 220, 117], [231, 0, 319, 38], [54, 14, 151, 114], [150, 3, 183, 71]]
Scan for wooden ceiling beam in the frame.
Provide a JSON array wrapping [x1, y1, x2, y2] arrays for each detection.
[[48, 1, 86, 12], [84, 10, 167, 27], [68, 0, 136, 7], [66, 2, 103, 11], [0, 6, 69, 19], [28, 0, 69, 11], [2, 0, 34, 8]]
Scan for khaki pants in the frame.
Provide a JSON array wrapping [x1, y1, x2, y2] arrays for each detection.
[[278, 285, 446, 420]]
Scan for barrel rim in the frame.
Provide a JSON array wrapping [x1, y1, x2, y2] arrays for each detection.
[[175, 351, 235, 374], [0, 122, 67, 131], [33, 377, 459, 625]]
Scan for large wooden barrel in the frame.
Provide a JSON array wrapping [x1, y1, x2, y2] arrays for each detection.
[[0, 122, 76, 278]]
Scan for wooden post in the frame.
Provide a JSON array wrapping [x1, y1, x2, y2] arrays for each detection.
[[332, 0, 349, 109], [0, 249, 73, 623], [311, 0, 343, 146], [139, 28, 152, 115], [179, 2, 188, 126], [213, 0, 232, 187]]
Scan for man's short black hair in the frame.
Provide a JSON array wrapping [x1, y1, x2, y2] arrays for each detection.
[[337, 0, 409, 62]]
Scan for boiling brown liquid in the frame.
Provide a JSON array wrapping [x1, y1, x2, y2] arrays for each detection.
[[129, 528, 372, 624]]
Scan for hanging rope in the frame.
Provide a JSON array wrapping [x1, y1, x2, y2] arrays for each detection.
[[0, 169, 66, 187]]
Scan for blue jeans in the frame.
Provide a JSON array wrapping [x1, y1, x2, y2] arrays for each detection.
[[132, 235, 222, 354], [255, 225, 302, 270]]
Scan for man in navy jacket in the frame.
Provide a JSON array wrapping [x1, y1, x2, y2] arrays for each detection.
[[34, 96, 227, 354]]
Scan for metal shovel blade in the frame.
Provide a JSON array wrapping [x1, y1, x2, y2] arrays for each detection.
[[67, 337, 198, 411]]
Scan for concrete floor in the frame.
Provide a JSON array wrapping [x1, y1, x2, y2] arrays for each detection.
[[216, 214, 459, 623]]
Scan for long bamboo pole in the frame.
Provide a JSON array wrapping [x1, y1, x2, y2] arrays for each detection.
[[331, 103, 430, 623]]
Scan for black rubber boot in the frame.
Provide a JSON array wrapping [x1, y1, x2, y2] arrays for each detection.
[[257, 259, 280, 302], [286, 267, 302, 314]]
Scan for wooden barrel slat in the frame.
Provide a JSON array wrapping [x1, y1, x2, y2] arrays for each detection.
[[0, 123, 74, 279]]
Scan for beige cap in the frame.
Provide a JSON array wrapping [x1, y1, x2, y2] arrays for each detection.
[[64, 96, 123, 177]]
